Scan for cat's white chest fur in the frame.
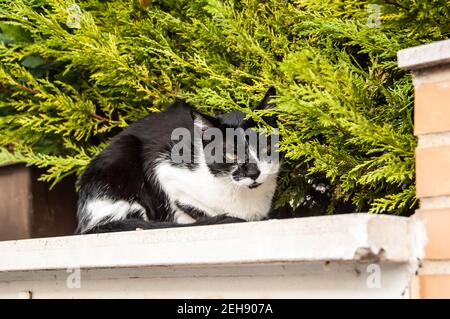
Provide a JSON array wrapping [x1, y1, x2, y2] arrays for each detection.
[[154, 160, 278, 222]]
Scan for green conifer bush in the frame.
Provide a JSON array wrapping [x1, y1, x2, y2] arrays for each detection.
[[0, 0, 449, 216]]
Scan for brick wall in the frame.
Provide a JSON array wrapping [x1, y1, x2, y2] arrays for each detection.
[[398, 39, 450, 298]]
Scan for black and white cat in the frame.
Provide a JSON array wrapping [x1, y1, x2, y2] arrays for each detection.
[[76, 87, 280, 234]]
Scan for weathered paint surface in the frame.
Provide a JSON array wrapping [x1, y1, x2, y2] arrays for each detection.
[[0, 214, 424, 299]]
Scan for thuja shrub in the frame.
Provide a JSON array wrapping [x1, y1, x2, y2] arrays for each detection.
[[0, 0, 448, 216]]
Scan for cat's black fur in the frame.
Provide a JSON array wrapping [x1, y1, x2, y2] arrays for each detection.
[[84, 215, 246, 234], [76, 87, 278, 234], [77, 102, 195, 227]]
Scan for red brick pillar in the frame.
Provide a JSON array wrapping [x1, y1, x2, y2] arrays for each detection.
[[398, 39, 450, 298]]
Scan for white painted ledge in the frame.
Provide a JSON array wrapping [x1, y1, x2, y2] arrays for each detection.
[[0, 214, 426, 298], [397, 39, 450, 70], [0, 214, 422, 272]]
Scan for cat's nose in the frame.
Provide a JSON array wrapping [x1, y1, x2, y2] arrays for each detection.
[[245, 164, 260, 180]]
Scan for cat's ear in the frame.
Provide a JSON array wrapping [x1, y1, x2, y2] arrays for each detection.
[[250, 86, 278, 128], [254, 86, 276, 110], [191, 110, 217, 131]]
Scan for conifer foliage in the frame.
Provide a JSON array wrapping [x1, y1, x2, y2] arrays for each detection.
[[0, 0, 449, 215]]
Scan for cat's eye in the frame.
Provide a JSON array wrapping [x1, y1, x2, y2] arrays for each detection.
[[225, 153, 237, 162]]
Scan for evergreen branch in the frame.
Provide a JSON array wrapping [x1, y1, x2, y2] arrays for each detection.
[[383, 1, 408, 11], [13, 82, 40, 95], [0, 0, 447, 215]]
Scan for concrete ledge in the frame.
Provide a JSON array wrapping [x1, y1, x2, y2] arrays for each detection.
[[0, 214, 423, 272], [398, 39, 450, 70], [0, 214, 426, 298]]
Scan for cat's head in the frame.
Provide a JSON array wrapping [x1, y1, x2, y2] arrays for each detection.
[[191, 87, 280, 189]]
